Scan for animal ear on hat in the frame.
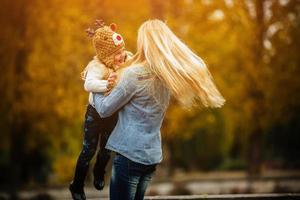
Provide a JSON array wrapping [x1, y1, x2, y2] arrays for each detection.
[[110, 23, 117, 31], [95, 19, 105, 29], [85, 27, 95, 38]]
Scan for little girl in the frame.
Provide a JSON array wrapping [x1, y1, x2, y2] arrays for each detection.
[[69, 20, 130, 200]]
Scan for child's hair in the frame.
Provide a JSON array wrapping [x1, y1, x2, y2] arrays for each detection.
[[81, 67, 88, 80], [129, 19, 225, 108]]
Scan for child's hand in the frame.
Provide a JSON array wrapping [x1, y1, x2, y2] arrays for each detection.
[[107, 72, 117, 89]]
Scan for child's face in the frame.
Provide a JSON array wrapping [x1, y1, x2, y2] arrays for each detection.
[[114, 48, 126, 66]]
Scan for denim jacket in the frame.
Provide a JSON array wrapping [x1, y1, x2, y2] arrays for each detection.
[[93, 65, 170, 165]]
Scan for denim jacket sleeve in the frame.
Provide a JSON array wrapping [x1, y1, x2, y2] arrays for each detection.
[[93, 68, 137, 118]]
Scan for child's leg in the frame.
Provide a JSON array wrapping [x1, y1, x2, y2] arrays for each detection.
[[93, 112, 118, 181], [72, 105, 103, 188], [93, 132, 111, 180]]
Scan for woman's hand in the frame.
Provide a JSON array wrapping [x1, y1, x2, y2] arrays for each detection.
[[107, 72, 117, 90]]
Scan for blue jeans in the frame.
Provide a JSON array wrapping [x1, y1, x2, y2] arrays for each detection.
[[110, 154, 156, 200]]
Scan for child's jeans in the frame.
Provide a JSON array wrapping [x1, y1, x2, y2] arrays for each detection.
[[110, 154, 157, 200], [72, 104, 118, 188]]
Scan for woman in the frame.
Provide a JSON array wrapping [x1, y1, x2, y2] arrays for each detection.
[[93, 19, 225, 200]]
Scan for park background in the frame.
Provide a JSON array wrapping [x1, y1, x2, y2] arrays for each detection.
[[0, 0, 300, 198]]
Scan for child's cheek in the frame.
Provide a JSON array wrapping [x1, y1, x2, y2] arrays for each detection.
[[114, 56, 119, 63]]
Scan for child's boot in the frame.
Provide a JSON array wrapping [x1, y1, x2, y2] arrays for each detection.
[[93, 172, 105, 190], [69, 181, 86, 200]]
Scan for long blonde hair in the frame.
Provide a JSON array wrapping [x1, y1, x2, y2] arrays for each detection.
[[129, 19, 225, 108]]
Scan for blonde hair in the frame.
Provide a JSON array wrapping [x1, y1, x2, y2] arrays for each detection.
[[129, 19, 225, 108]]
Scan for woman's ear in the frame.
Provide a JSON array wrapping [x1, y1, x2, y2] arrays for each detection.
[[110, 23, 117, 31]]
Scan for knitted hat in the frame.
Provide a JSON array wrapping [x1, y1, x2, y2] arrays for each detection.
[[90, 21, 125, 70]]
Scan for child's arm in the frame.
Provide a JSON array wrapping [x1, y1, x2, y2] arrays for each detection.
[[84, 60, 108, 93]]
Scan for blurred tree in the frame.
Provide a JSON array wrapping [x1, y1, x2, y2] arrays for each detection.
[[162, 0, 300, 175], [0, 0, 36, 197]]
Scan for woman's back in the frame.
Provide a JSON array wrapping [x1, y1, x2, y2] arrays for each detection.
[[94, 65, 170, 165]]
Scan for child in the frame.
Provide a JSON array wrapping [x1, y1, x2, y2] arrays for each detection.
[[69, 20, 129, 200]]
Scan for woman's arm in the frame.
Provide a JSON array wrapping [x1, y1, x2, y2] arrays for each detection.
[[93, 68, 137, 118], [84, 60, 109, 93]]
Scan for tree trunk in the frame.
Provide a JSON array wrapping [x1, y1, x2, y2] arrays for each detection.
[[246, 0, 266, 176]]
